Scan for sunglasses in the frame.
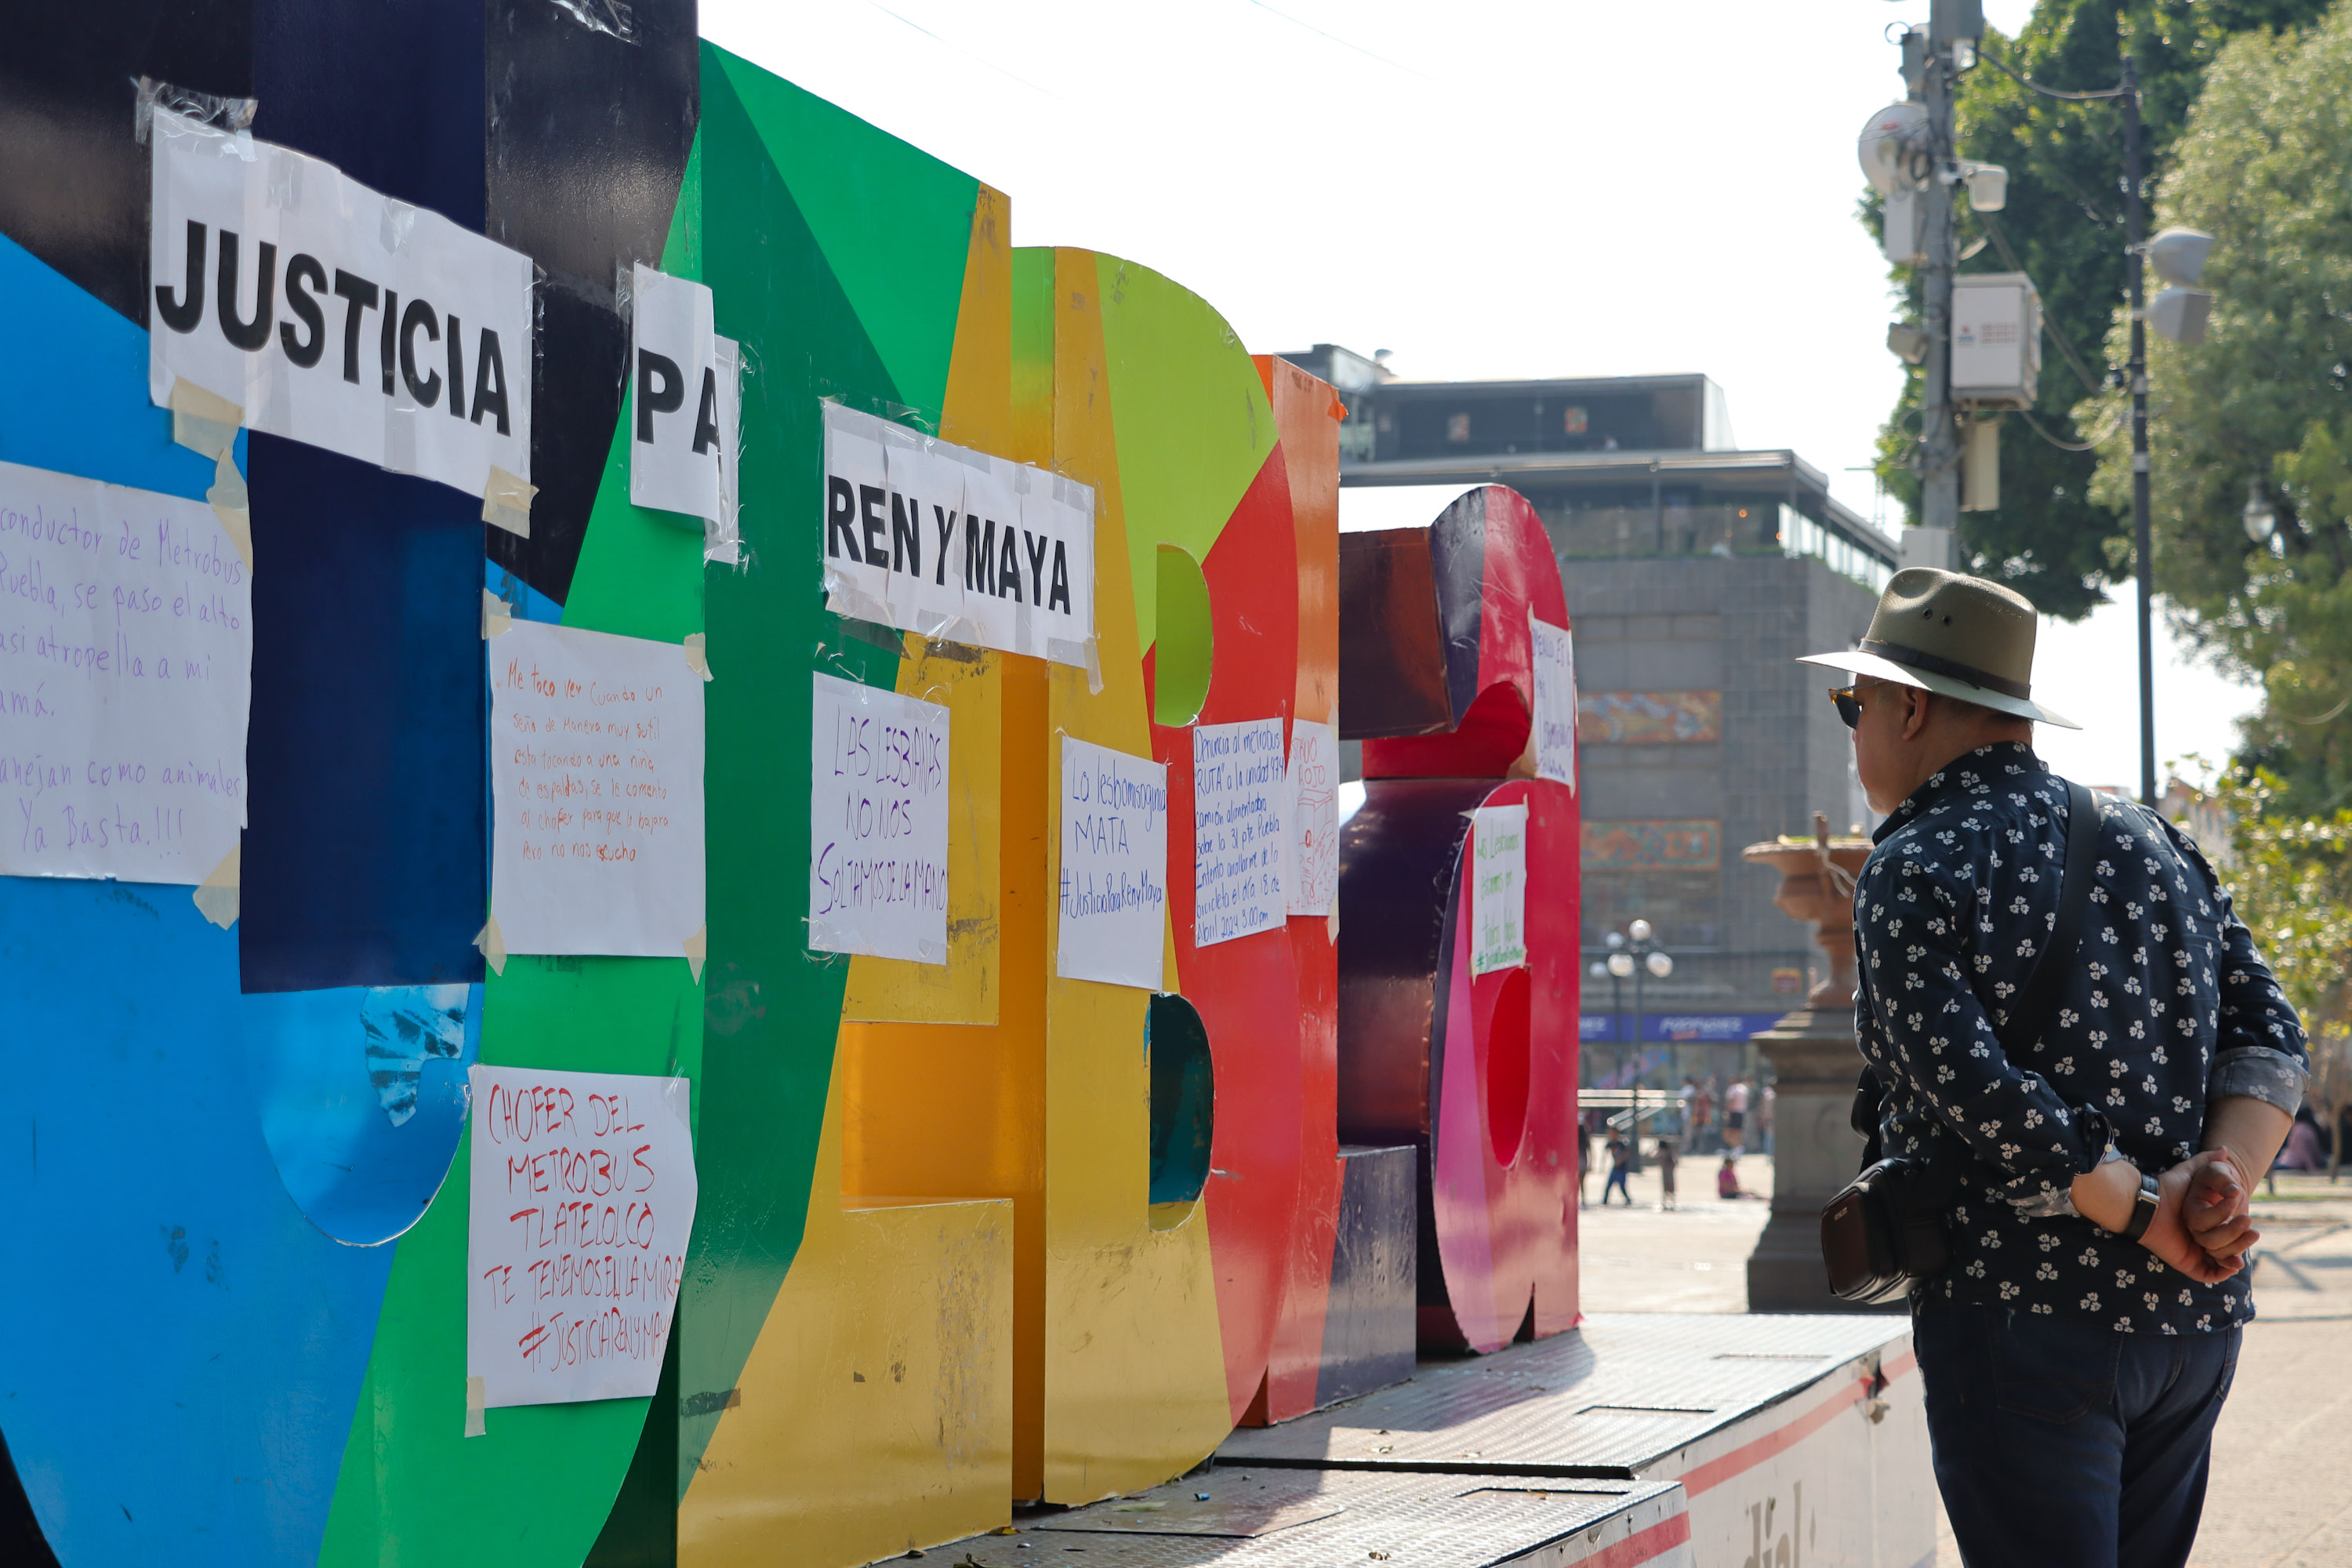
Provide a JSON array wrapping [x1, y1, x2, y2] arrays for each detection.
[[1828, 685, 1864, 730]]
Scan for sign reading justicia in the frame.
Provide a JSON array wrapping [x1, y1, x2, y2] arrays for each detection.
[[147, 107, 535, 506]]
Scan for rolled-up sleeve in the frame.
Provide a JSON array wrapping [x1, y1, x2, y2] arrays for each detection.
[[1855, 840, 2108, 1207], [2161, 817, 2310, 1113]]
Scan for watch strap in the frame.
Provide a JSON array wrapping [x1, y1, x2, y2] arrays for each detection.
[[2118, 1172, 2161, 1244]]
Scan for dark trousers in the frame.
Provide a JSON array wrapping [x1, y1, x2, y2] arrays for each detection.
[[1601, 1167, 1630, 1203], [1915, 1300, 2241, 1568]]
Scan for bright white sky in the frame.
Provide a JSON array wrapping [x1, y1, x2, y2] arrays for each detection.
[[702, 0, 2257, 790]]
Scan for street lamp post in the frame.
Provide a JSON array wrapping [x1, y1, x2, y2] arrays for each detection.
[[1604, 920, 1675, 1173]]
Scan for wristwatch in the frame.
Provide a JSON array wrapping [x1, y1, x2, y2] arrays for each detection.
[[2118, 1171, 2161, 1244]]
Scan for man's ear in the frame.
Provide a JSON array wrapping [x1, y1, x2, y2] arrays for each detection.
[[1899, 687, 1933, 742]]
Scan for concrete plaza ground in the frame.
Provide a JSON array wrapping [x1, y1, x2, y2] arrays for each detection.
[[1577, 1153, 2352, 1566]]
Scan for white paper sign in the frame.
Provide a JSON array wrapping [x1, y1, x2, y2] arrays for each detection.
[[1530, 613, 1577, 791], [148, 108, 534, 503], [1193, 717, 1288, 947], [488, 619, 705, 956], [466, 1065, 696, 1409], [1284, 718, 1340, 917], [808, 673, 950, 964], [706, 336, 742, 564], [1057, 735, 1168, 989], [822, 402, 1095, 665], [628, 264, 727, 523], [1470, 802, 1529, 975], [0, 457, 250, 883]]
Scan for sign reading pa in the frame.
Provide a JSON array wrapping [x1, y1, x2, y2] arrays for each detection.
[[147, 107, 534, 507], [821, 403, 1095, 666], [629, 263, 735, 528]]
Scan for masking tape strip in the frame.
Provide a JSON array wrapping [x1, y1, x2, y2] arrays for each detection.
[[465, 1375, 487, 1439], [683, 633, 712, 681], [474, 913, 507, 976], [481, 467, 535, 539], [205, 448, 254, 570], [684, 924, 707, 983], [482, 589, 512, 639], [169, 377, 242, 462], [192, 844, 241, 929]]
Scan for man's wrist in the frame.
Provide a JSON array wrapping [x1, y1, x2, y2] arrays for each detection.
[[2070, 1152, 2142, 1232]]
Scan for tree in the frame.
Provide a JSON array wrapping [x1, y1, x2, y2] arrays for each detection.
[[2198, 770, 2348, 1174], [1871, 0, 2332, 621], [2081, 5, 2352, 813]]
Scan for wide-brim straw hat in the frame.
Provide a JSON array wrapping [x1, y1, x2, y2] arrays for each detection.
[[1796, 566, 2079, 729]]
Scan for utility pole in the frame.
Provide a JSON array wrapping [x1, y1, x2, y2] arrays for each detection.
[[1918, 28, 1962, 531], [2123, 56, 2157, 808]]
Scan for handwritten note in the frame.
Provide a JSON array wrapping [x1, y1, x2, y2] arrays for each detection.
[[1057, 735, 1168, 989], [466, 1065, 696, 1409], [1471, 802, 1528, 975], [808, 673, 950, 964], [1530, 613, 1576, 791], [1194, 717, 1288, 947], [1285, 718, 1339, 917], [0, 456, 250, 883], [488, 619, 705, 957]]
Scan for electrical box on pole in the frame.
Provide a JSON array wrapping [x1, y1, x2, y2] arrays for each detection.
[[1951, 273, 2041, 409], [1930, 0, 1984, 45], [1962, 419, 2000, 512]]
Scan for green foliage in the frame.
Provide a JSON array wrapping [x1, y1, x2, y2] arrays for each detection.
[[1872, 0, 2332, 620], [2080, 5, 2352, 811], [2201, 770, 2352, 1036]]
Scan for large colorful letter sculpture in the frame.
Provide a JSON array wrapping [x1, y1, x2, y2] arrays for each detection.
[[1336, 485, 1583, 1352], [0, 9, 1557, 1566]]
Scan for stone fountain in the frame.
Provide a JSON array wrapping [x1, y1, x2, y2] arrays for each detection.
[[1740, 814, 1896, 1312]]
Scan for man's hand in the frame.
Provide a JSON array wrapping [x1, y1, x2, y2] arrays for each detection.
[[2177, 1149, 2260, 1261], [2143, 1160, 2249, 1284]]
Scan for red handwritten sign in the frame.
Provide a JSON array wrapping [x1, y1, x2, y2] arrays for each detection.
[[465, 1064, 695, 1409]]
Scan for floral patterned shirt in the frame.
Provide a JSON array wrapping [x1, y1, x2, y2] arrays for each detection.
[[1853, 742, 2307, 1334]]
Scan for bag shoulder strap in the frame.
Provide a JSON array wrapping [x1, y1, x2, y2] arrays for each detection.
[[1994, 779, 2100, 1054], [1854, 776, 2101, 1166]]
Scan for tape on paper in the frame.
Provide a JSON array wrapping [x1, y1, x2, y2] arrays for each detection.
[[684, 924, 707, 982], [481, 466, 536, 538], [481, 588, 512, 639], [205, 448, 254, 569], [169, 377, 242, 461], [464, 1375, 487, 1439], [192, 844, 241, 928], [473, 913, 507, 976], [683, 633, 712, 681]]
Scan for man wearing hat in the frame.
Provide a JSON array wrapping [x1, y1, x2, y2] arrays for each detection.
[[1801, 568, 2308, 1567]]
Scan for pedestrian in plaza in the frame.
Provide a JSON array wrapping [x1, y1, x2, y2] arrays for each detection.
[[1601, 1131, 1632, 1206], [1655, 1135, 1678, 1210], [1803, 568, 2306, 1568], [1677, 1075, 1697, 1141], [1577, 1116, 1593, 1207], [1759, 1083, 1775, 1157], [1693, 1077, 1715, 1152], [1722, 1076, 1749, 1153], [1715, 1153, 1743, 1200]]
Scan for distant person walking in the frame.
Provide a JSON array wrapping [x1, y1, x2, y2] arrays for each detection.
[[1600, 1132, 1632, 1206], [1692, 1078, 1715, 1152], [1722, 1077, 1749, 1154], [1655, 1137, 1678, 1211]]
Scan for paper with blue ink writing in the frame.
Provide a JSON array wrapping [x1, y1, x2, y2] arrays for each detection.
[[0, 456, 250, 882], [1057, 734, 1168, 989], [1193, 717, 1288, 947], [808, 671, 950, 964]]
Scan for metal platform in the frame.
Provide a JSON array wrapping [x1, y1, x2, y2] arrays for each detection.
[[936, 1468, 1690, 1567], [1217, 1313, 1915, 1479], [923, 1314, 1929, 1568]]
